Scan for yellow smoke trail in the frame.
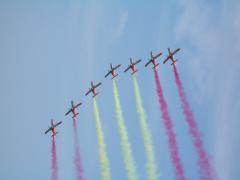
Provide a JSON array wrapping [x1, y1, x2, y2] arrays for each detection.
[[132, 76, 159, 180], [93, 98, 111, 180], [112, 80, 138, 180]]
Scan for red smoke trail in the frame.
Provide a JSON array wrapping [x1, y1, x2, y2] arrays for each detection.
[[51, 137, 58, 180], [73, 117, 84, 180], [173, 65, 214, 180], [154, 69, 186, 180]]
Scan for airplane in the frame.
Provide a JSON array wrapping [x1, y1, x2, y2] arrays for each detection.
[[45, 119, 62, 137], [124, 58, 142, 74], [65, 100, 82, 118], [145, 51, 163, 69], [85, 81, 102, 98], [163, 48, 181, 65], [105, 63, 121, 79]]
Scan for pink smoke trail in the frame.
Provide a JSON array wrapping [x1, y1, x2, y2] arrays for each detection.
[[51, 137, 58, 180], [73, 117, 85, 180], [173, 65, 214, 180], [154, 69, 186, 180]]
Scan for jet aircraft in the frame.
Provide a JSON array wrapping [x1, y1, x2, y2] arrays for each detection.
[[105, 63, 121, 79], [163, 48, 181, 65], [124, 58, 141, 74], [65, 100, 82, 118], [45, 119, 62, 137], [85, 81, 102, 98], [145, 51, 162, 69]]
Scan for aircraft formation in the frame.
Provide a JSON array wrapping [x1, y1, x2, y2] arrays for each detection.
[[44, 48, 181, 137]]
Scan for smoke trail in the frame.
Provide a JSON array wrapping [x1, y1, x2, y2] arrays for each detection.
[[153, 69, 186, 180], [73, 117, 85, 180], [173, 65, 214, 180], [93, 99, 111, 180], [112, 80, 138, 180], [132, 76, 159, 180], [51, 137, 58, 180]]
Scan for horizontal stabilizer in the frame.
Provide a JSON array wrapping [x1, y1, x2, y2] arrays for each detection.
[[93, 92, 99, 98], [171, 60, 178, 65], [73, 113, 79, 119], [112, 74, 118, 79], [131, 70, 138, 75], [153, 63, 159, 69], [52, 132, 58, 137]]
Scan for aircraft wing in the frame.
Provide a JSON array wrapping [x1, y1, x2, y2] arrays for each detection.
[[145, 60, 152, 67], [124, 66, 131, 72], [154, 52, 162, 59], [134, 59, 141, 65], [45, 127, 52, 134], [114, 64, 121, 70], [75, 102, 82, 108], [163, 56, 170, 64], [105, 71, 111, 78], [85, 89, 92, 96], [65, 109, 72, 116], [172, 48, 180, 55], [53, 121, 62, 128], [95, 82, 102, 88]]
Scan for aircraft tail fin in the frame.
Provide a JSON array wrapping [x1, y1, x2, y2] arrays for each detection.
[[73, 113, 79, 119], [93, 92, 99, 98], [131, 70, 138, 75], [171, 59, 178, 65], [153, 63, 159, 69], [112, 74, 118, 79], [52, 132, 58, 137]]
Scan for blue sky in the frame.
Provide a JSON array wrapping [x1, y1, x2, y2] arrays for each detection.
[[0, 0, 239, 180]]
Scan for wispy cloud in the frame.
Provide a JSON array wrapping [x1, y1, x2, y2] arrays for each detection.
[[175, 0, 240, 179], [114, 11, 128, 39]]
